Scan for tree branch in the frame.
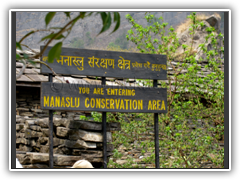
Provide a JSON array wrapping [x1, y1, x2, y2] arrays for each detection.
[[33, 60, 58, 76], [35, 13, 83, 60], [16, 60, 28, 79], [21, 44, 39, 54]]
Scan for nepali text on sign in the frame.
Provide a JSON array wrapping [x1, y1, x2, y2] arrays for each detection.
[[40, 46, 167, 80]]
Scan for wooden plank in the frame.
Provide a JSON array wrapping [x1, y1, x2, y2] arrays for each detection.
[[17, 75, 33, 82], [26, 74, 48, 82], [16, 83, 41, 87], [16, 62, 23, 68], [83, 78, 101, 85], [57, 76, 89, 84], [16, 68, 38, 74], [40, 46, 167, 80], [41, 82, 167, 113]]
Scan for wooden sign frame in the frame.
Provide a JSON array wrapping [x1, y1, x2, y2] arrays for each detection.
[[40, 46, 168, 169]]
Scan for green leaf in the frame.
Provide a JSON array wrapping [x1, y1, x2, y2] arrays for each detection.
[[64, 12, 71, 19], [40, 34, 55, 41], [55, 34, 65, 40], [40, 33, 65, 42], [16, 54, 21, 60], [48, 42, 62, 63], [23, 53, 29, 59], [111, 12, 120, 34], [175, 133, 181, 136], [98, 12, 112, 35], [79, 12, 86, 19], [45, 12, 56, 27], [16, 42, 22, 50]]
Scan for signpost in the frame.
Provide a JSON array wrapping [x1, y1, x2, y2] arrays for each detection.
[[40, 46, 167, 169]]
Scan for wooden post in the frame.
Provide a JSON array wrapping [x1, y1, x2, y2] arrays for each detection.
[[153, 79, 160, 168], [102, 77, 107, 168], [48, 74, 54, 169]]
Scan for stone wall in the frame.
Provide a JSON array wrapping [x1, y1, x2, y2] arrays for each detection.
[[16, 86, 121, 168]]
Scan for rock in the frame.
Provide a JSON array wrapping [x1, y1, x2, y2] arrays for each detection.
[[16, 154, 31, 164], [16, 138, 30, 145], [16, 132, 25, 138], [18, 104, 28, 109], [46, 138, 65, 147], [25, 129, 43, 138], [25, 120, 35, 128], [20, 112, 33, 116], [39, 145, 49, 153], [41, 128, 56, 137], [56, 127, 69, 138], [19, 126, 27, 133], [116, 159, 127, 165], [54, 146, 71, 155], [53, 114, 62, 119], [17, 118, 26, 124], [25, 152, 102, 166], [16, 107, 29, 111], [16, 138, 37, 147], [64, 139, 96, 149], [68, 129, 112, 142], [96, 143, 114, 152], [35, 114, 49, 118], [64, 120, 121, 131], [193, 33, 200, 40], [38, 137, 48, 144], [35, 118, 49, 128], [118, 144, 127, 151], [205, 15, 220, 30], [31, 108, 43, 113], [23, 164, 49, 168], [53, 118, 67, 127], [16, 124, 25, 131], [26, 152, 49, 164], [41, 128, 49, 137], [30, 139, 40, 147], [181, 34, 188, 42], [29, 125, 41, 131], [54, 154, 82, 166], [66, 112, 75, 117], [19, 144, 32, 152]]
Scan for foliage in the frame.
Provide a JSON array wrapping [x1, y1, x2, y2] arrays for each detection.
[[107, 12, 224, 168], [16, 12, 121, 78], [107, 42, 121, 50]]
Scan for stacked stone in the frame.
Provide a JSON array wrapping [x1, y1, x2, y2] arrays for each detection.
[[16, 112, 121, 168], [15, 71, 119, 168]]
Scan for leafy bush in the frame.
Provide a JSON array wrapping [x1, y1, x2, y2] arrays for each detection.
[[106, 12, 224, 168]]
